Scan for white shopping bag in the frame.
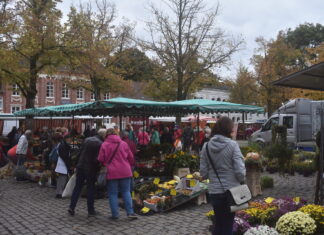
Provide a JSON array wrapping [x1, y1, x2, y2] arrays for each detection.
[[62, 173, 76, 198], [55, 157, 67, 174]]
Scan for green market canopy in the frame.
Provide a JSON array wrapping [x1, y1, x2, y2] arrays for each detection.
[[170, 99, 264, 113], [13, 97, 264, 117]]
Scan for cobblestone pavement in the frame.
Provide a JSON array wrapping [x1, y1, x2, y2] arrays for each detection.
[[0, 172, 316, 235]]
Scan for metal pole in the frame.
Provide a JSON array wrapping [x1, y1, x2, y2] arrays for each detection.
[[142, 116, 145, 144], [197, 112, 200, 152], [242, 111, 245, 124], [319, 108, 324, 204], [119, 114, 123, 132], [72, 114, 75, 148]]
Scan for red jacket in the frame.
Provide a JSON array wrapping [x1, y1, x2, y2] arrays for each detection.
[[137, 131, 150, 145], [122, 136, 137, 155], [98, 135, 134, 180]]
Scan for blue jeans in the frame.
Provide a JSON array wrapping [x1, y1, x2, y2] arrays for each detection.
[[209, 193, 235, 235], [107, 178, 134, 217], [69, 169, 96, 213]]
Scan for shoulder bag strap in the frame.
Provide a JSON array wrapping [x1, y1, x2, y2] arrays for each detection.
[[205, 143, 226, 192], [107, 142, 121, 166]]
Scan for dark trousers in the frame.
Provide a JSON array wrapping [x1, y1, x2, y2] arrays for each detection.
[[69, 168, 96, 213], [209, 193, 235, 235]]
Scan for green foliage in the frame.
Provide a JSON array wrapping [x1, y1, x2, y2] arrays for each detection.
[[138, 144, 173, 160], [113, 48, 156, 82], [264, 125, 293, 175], [228, 65, 258, 105], [284, 23, 324, 68], [271, 125, 287, 145], [0, 0, 63, 108], [240, 143, 263, 157], [164, 151, 199, 174], [261, 176, 274, 189], [134, 182, 158, 200]]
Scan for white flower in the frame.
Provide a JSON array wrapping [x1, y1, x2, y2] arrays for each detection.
[[275, 211, 316, 235], [244, 225, 279, 235]]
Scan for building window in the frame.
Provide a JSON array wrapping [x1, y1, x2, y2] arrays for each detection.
[[217, 98, 221, 101], [11, 105, 21, 113], [46, 82, 54, 97], [212, 98, 215, 101], [0, 97, 3, 112], [237, 117, 240, 122], [223, 99, 226, 102], [103, 93, 110, 100], [76, 87, 84, 99], [61, 83, 69, 98], [90, 92, 95, 100], [12, 84, 20, 96]]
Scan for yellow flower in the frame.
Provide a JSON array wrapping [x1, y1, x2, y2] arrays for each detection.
[[205, 210, 215, 217], [192, 155, 197, 159], [293, 197, 300, 204], [264, 197, 275, 204]]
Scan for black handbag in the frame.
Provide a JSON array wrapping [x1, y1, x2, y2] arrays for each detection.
[[205, 143, 251, 212]]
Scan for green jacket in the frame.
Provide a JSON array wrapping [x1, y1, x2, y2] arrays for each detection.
[[151, 130, 160, 145]]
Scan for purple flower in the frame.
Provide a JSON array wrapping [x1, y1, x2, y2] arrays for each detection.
[[271, 197, 307, 221], [233, 217, 251, 234]]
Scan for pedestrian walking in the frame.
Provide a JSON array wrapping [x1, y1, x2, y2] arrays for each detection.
[[68, 129, 107, 217], [98, 128, 137, 220], [200, 117, 246, 235], [55, 134, 73, 198]]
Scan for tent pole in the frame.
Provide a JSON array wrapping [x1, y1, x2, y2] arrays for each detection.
[[50, 115, 53, 131], [242, 111, 245, 124], [319, 108, 324, 204], [197, 112, 200, 152], [142, 115, 145, 144], [72, 114, 75, 148], [119, 114, 123, 132]]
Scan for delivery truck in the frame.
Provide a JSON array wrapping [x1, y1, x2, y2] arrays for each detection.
[[250, 98, 324, 150]]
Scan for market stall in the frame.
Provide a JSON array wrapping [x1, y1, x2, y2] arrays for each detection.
[[10, 97, 265, 212]]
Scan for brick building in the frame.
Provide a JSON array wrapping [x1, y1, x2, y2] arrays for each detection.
[[0, 73, 111, 114]]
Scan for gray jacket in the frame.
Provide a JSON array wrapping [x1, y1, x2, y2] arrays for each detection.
[[200, 134, 246, 194]]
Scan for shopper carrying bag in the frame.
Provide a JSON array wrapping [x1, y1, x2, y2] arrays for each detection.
[[98, 128, 137, 220], [200, 117, 247, 235]]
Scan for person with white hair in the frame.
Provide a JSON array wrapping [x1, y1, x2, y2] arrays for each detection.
[[68, 128, 107, 217], [15, 129, 32, 181]]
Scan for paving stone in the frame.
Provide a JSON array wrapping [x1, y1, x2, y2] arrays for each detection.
[[0, 173, 316, 234]]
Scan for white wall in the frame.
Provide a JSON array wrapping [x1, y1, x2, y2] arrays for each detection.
[[193, 87, 268, 123]]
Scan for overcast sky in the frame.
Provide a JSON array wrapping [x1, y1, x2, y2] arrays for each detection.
[[57, 0, 324, 79]]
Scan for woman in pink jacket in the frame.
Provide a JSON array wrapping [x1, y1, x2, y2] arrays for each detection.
[[137, 127, 150, 148], [98, 128, 137, 220]]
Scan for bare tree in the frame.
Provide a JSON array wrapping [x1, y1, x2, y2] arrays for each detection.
[[141, 0, 242, 100]]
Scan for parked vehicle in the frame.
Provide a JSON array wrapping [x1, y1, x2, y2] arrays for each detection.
[[250, 98, 324, 150]]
